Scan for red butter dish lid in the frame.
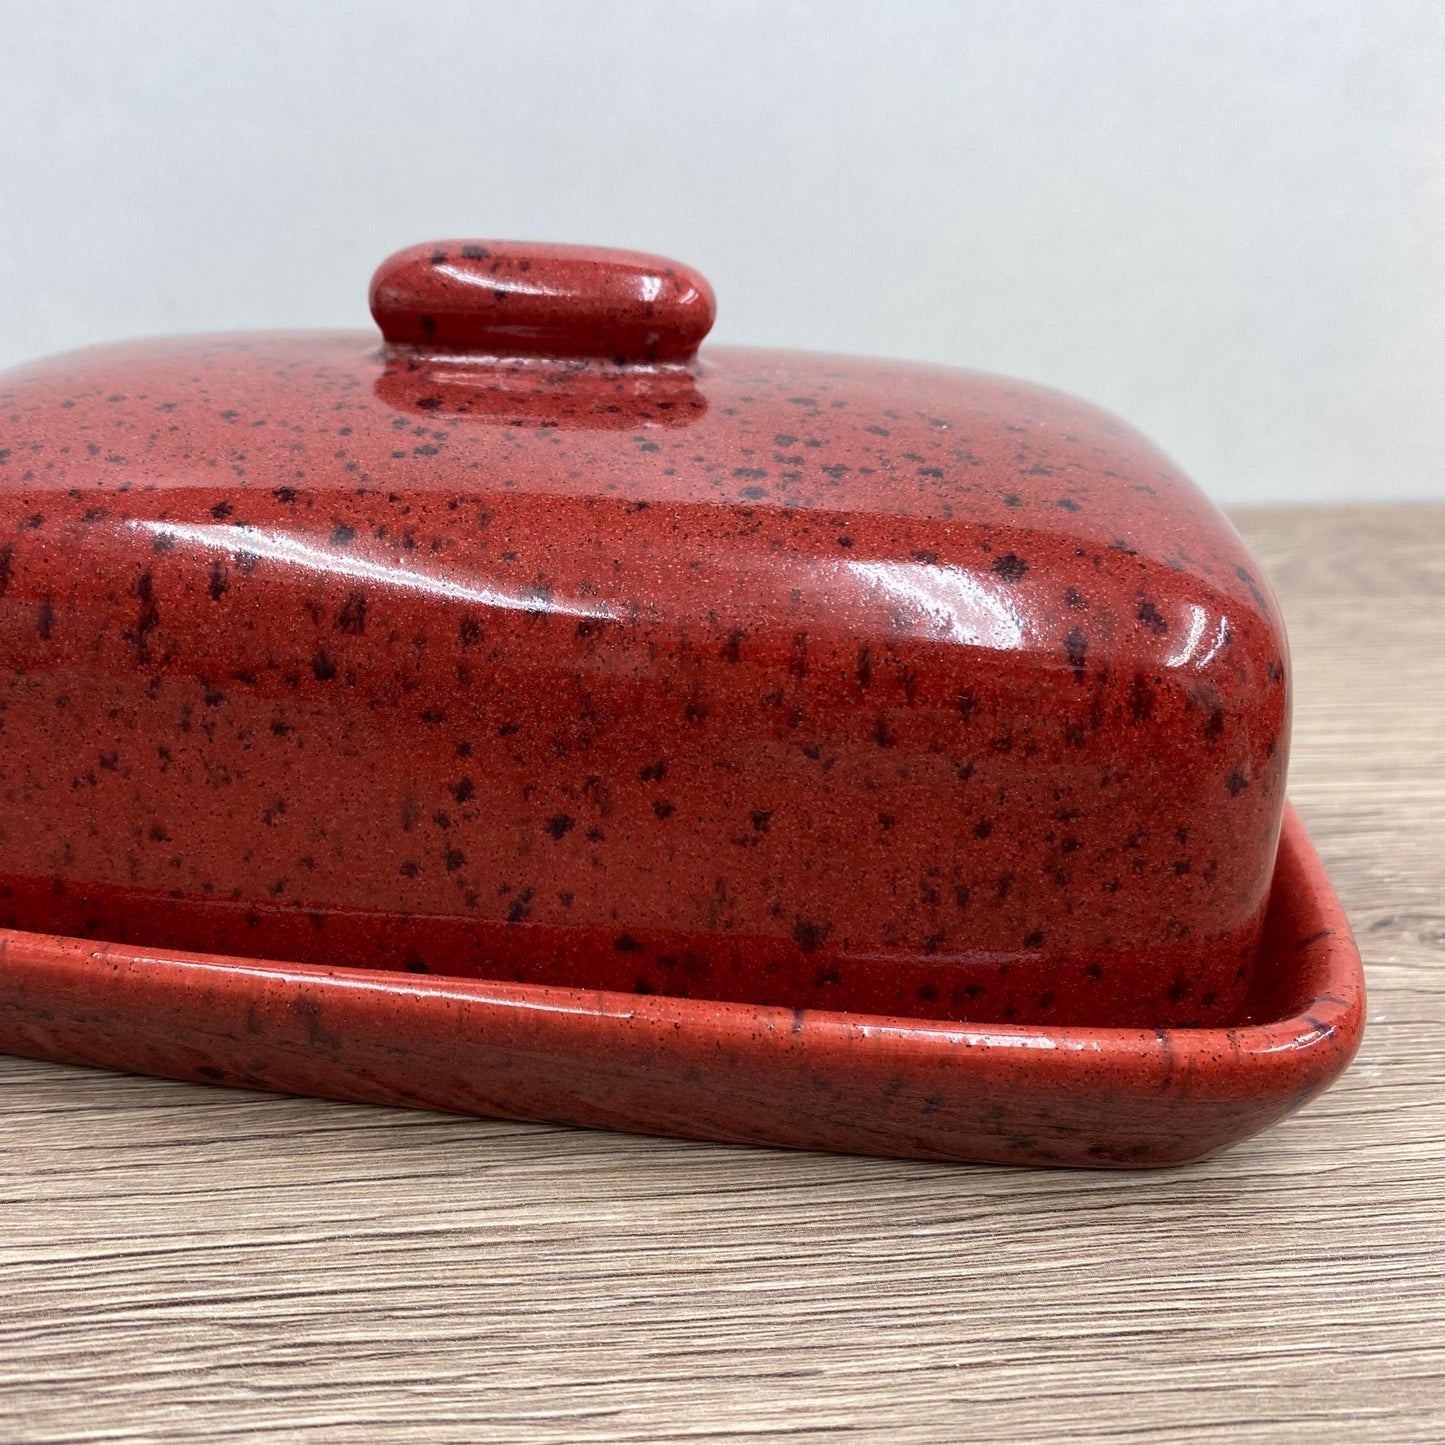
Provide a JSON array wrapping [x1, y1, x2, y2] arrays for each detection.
[[0, 241, 1360, 1166]]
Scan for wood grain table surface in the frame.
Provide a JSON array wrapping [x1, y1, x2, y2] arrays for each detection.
[[1, 502, 1441, 1444]]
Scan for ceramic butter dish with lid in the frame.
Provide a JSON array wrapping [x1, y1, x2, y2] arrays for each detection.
[[0, 242, 1362, 1166]]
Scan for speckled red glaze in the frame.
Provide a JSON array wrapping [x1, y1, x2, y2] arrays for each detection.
[[0, 807, 1363, 1166], [370, 240, 716, 362], [0, 240, 1290, 1040]]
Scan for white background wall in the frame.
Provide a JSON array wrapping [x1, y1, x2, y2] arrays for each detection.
[[1, 0, 1441, 505]]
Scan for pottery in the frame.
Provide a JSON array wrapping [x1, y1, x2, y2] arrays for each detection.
[[0, 241, 1362, 1164]]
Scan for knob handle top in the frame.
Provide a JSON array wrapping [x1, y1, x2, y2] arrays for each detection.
[[370, 241, 715, 365]]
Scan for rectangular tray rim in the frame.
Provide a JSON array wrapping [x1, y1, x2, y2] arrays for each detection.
[[0, 802, 1365, 1166]]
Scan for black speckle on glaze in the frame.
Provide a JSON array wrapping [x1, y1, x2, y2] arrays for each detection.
[[1064, 626, 1088, 680], [336, 592, 367, 634]]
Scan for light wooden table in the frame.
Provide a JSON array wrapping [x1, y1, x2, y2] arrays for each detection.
[[2, 504, 1442, 1444]]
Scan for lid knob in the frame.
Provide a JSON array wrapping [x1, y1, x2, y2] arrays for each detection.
[[370, 240, 715, 365]]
